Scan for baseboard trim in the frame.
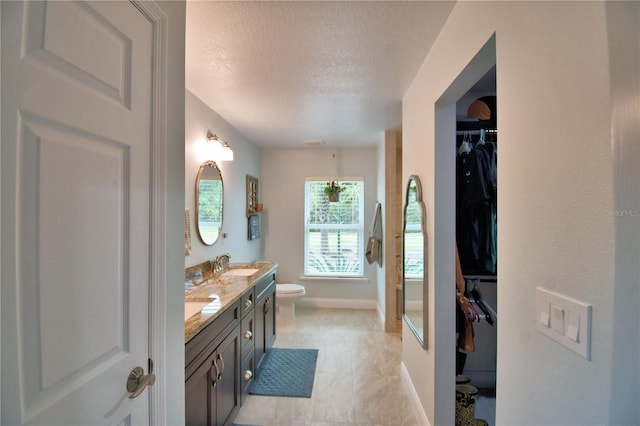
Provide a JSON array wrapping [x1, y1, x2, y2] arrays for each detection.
[[401, 361, 430, 426], [297, 297, 377, 310], [376, 303, 385, 325]]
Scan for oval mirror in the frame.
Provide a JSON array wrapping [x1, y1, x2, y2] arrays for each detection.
[[195, 161, 223, 245], [403, 175, 427, 348]]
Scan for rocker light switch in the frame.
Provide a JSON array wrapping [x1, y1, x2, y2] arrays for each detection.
[[551, 305, 564, 334], [567, 310, 580, 342], [539, 300, 550, 327]]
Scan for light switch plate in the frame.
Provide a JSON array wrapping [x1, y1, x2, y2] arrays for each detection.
[[536, 287, 592, 360]]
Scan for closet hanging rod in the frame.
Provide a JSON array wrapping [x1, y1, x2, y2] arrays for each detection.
[[456, 129, 498, 135]]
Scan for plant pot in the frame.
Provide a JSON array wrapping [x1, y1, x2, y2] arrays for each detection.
[[328, 193, 339, 202]]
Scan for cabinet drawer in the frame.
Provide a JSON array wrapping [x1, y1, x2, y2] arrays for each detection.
[[255, 272, 276, 301], [240, 313, 255, 359], [241, 288, 255, 318], [240, 350, 255, 402], [186, 300, 240, 378]]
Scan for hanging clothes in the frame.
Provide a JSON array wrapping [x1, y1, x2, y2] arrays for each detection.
[[456, 245, 475, 352], [456, 131, 497, 274]]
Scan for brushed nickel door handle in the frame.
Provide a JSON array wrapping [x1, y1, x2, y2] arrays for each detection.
[[127, 366, 156, 399]]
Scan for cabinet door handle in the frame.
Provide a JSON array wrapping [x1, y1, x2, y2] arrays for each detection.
[[244, 330, 253, 340], [244, 298, 253, 309], [244, 370, 253, 381], [217, 353, 225, 379], [211, 358, 219, 388], [264, 297, 270, 314]]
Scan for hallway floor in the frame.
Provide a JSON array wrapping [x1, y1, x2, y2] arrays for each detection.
[[234, 307, 421, 426]]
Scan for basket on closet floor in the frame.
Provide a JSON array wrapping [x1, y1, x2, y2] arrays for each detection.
[[455, 384, 488, 426]]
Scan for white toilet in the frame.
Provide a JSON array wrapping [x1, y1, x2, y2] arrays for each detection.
[[276, 283, 306, 321]]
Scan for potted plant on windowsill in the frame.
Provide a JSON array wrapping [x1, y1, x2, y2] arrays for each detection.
[[324, 180, 345, 202]]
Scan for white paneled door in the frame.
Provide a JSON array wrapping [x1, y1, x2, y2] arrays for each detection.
[[2, 1, 158, 424]]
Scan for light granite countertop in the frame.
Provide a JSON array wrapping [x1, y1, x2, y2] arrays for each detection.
[[184, 262, 278, 343]]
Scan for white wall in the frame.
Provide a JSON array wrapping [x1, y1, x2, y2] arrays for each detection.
[[403, 2, 638, 425], [261, 147, 379, 305], [376, 140, 386, 317], [185, 90, 263, 267], [606, 0, 640, 417], [158, 2, 186, 424]]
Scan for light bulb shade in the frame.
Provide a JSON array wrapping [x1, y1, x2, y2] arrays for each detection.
[[216, 145, 234, 161], [206, 131, 234, 162]]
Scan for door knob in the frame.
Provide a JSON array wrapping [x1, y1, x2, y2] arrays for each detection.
[[127, 366, 156, 399]]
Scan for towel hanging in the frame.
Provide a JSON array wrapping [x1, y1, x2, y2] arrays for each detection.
[[365, 202, 383, 266]]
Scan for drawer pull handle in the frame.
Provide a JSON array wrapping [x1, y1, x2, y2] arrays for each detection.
[[244, 370, 253, 380], [244, 330, 253, 340], [244, 299, 253, 308]]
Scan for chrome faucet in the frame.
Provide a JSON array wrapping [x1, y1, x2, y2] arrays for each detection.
[[212, 253, 231, 275]]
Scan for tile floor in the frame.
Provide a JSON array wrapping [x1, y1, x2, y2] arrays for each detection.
[[234, 307, 420, 426], [234, 307, 495, 426]]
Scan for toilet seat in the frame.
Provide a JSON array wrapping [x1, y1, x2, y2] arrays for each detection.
[[276, 283, 305, 295]]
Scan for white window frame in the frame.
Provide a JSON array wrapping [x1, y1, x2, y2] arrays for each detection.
[[303, 177, 365, 277]]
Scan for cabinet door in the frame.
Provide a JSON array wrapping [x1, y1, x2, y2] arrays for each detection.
[[254, 297, 266, 369], [264, 289, 277, 351], [255, 286, 277, 369], [215, 328, 241, 426], [185, 353, 215, 426]]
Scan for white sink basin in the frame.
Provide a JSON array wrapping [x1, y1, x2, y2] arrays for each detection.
[[185, 302, 210, 320], [222, 268, 259, 277]]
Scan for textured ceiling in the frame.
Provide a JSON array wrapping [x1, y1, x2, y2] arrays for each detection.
[[186, 1, 456, 148]]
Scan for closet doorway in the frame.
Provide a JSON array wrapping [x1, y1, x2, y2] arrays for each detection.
[[455, 66, 497, 425], [433, 34, 497, 426]]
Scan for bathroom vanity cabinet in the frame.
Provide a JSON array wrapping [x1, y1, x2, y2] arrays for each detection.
[[185, 301, 241, 426], [185, 264, 277, 426]]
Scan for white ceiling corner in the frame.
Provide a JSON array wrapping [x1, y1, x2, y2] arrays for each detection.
[[186, 1, 456, 148]]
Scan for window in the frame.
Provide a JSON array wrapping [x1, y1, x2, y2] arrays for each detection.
[[304, 178, 365, 276]]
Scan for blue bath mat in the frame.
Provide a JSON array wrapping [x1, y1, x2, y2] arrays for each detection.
[[249, 348, 318, 398]]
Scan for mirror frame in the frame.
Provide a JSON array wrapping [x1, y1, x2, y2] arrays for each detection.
[[195, 160, 224, 246], [402, 174, 428, 349]]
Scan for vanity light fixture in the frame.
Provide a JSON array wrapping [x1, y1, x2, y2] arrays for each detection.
[[206, 130, 234, 162]]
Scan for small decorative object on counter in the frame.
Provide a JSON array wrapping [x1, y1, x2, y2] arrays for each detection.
[[324, 180, 345, 202]]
